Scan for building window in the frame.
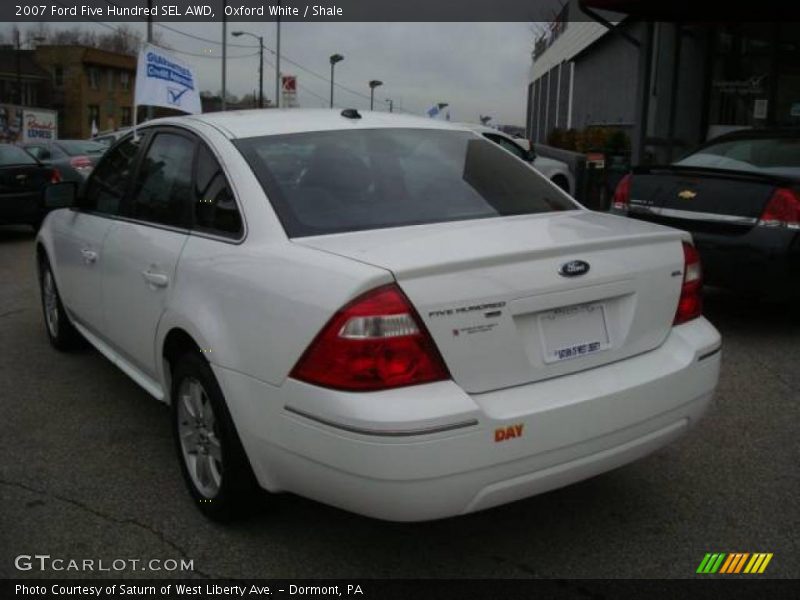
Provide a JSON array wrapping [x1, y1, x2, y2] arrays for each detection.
[[88, 105, 100, 128], [121, 107, 132, 127], [120, 71, 131, 91], [54, 66, 63, 87], [107, 69, 114, 91], [88, 68, 100, 89]]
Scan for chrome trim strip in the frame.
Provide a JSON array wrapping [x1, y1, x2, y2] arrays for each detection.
[[284, 406, 479, 437], [629, 204, 758, 225], [698, 346, 722, 362]]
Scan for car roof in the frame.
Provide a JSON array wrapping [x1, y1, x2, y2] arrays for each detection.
[[144, 108, 476, 139]]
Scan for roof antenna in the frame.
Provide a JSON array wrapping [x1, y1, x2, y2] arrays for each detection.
[[341, 108, 361, 119]]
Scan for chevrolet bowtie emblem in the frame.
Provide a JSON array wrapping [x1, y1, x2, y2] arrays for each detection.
[[678, 189, 697, 200]]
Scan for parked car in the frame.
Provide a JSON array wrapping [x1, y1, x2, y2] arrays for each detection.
[[611, 128, 800, 299], [22, 140, 107, 182], [0, 143, 60, 229], [464, 124, 574, 194], [36, 110, 721, 522]]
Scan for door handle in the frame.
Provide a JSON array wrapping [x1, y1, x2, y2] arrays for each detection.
[[80, 248, 98, 264], [141, 269, 169, 288]]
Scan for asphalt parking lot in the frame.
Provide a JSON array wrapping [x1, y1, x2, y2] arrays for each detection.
[[1, 225, 798, 580]]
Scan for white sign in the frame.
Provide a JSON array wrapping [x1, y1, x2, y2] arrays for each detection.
[[134, 44, 201, 115], [22, 108, 57, 142]]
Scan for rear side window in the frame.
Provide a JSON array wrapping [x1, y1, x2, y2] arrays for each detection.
[[130, 133, 194, 228], [193, 145, 242, 238], [677, 136, 800, 177], [1, 145, 38, 165], [235, 128, 576, 237], [84, 136, 140, 216]]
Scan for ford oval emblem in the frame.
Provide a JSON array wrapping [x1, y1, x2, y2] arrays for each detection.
[[559, 260, 590, 277]]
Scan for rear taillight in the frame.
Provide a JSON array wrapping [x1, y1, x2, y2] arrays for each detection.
[[50, 168, 62, 184], [70, 156, 93, 175], [612, 173, 632, 211], [758, 187, 800, 229], [290, 284, 450, 391], [674, 242, 703, 325]]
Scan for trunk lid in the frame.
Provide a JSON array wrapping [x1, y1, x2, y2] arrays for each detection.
[[294, 211, 688, 394], [628, 165, 787, 235], [0, 165, 49, 194]]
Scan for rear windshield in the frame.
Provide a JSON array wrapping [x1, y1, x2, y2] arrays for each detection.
[[676, 135, 800, 177], [235, 128, 577, 237], [0, 144, 38, 166], [58, 140, 107, 156]]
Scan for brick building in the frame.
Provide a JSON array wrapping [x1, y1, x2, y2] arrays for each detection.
[[33, 45, 136, 139]]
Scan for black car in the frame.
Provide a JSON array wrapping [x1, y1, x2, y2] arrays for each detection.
[[0, 144, 60, 229], [611, 129, 800, 299], [21, 139, 107, 182]]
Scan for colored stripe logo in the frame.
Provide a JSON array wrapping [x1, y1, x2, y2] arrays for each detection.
[[696, 553, 773, 574]]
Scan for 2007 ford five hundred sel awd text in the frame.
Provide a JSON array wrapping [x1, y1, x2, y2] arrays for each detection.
[[35, 109, 721, 522]]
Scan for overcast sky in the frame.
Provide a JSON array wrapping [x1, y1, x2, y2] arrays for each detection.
[[5, 21, 535, 126]]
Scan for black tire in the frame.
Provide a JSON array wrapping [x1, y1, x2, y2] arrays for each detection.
[[171, 352, 259, 522], [38, 255, 83, 351]]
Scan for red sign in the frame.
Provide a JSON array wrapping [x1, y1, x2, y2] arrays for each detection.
[[282, 75, 296, 93]]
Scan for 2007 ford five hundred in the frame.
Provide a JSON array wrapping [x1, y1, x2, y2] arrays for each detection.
[[35, 109, 721, 522]]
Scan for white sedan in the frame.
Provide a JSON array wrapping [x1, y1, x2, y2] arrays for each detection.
[[463, 124, 574, 193], [36, 109, 721, 522]]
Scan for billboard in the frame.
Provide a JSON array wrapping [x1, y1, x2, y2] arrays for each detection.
[[0, 105, 58, 143]]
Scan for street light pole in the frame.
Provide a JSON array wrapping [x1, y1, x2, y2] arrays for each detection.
[[233, 31, 264, 108], [368, 80, 383, 111], [329, 53, 343, 108]]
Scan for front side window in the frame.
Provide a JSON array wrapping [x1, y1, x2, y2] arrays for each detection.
[[194, 145, 242, 238], [84, 136, 141, 216], [130, 133, 194, 227], [235, 128, 576, 237]]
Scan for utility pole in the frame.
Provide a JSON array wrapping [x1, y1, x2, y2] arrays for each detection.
[[222, 0, 227, 111], [146, 0, 153, 121], [15, 28, 21, 106], [275, 7, 281, 108]]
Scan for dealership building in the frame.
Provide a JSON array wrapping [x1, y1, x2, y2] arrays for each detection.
[[526, 1, 800, 164]]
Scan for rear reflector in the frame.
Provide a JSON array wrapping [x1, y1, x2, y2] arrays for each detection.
[[674, 242, 703, 325], [290, 284, 450, 391], [759, 187, 800, 229], [612, 173, 632, 211]]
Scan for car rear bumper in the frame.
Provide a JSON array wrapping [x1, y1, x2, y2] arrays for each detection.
[[614, 209, 800, 298], [691, 227, 800, 298], [214, 317, 721, 521]]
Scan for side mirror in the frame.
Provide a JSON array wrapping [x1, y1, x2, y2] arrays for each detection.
[[525, 148, 536, 163], [44, 182, 78, 209]]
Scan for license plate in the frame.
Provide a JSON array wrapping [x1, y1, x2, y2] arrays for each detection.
[[539, 302, 610, 363]]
